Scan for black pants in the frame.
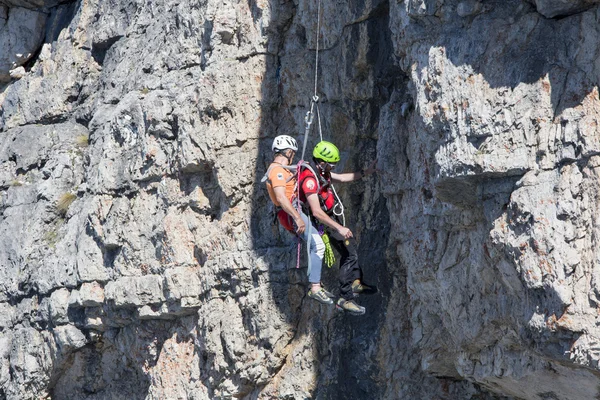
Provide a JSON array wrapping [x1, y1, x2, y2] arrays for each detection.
[[329, 232, 362, 300]]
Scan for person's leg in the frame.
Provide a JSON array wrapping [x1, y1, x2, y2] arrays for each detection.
[[297, 211, 333, 305], [329, 232, 361, 300], [298, 211, 324, 284]]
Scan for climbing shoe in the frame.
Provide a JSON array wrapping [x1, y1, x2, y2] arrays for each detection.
[[308, 288, 334, 305], [321, 285, 335, 298], [336, 298, 366, 315], [351, 279, 377, 296]]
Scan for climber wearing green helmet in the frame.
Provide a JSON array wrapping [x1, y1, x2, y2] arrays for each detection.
[[298, 140, 378, 315]]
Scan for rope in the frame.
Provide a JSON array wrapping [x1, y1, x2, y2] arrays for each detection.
[[294, 0, 322, 275], [316, 103, 323, 142], [296, 233, 302, 269], [331, 184, 346, 226], [300, 0, 322, 161], [313, 0, 321, 99], [295, 162, 303, 270]]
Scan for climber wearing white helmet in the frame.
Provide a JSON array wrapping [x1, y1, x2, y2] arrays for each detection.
[[264, 135, 334, 306]]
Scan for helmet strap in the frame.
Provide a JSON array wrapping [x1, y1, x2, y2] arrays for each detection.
[[315, 160, 327, 176], [285, 149, 294, 165]]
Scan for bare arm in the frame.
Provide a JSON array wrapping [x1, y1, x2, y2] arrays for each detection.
[[330, 171, 360, 183], [274, 186, 305, 234], [331, 159, 378, 183], [306, 193, 352, 239]]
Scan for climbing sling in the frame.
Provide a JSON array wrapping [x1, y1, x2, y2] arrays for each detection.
[[320, 231, 335, 268]]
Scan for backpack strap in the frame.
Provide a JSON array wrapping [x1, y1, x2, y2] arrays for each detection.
[[261, 163, 298, 184], [297, 162, 321, 193], [260, 164, 276, 184]]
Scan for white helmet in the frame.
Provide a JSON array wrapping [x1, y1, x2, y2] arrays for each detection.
[[272, 135, 298, 152]]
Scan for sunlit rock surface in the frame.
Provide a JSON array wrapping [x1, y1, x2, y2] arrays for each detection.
[[1, 0, 600, 399]]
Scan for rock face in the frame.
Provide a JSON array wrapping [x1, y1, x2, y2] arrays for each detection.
[[378, 1, 600, 399], [0, 5, 46, 81], [533, 0, 600, 17], [1, 0, 600, 399]]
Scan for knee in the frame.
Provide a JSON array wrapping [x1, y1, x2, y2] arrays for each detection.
[[347, 252, 358, 262], [312, 237, 325, 259]]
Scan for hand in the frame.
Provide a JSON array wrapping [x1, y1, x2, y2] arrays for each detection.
[[294, 216, 306, 235], [337, 226, 353, 239]]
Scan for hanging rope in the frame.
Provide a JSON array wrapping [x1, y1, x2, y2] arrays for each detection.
[[300, 0, 322, 161], [316, 103, 323, 142], [313, 0, 321, 99], [294, 0, 323, 273]]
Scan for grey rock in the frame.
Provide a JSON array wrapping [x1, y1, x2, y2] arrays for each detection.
[[52, 324, 88, 351], [137, 301, 201, 320], [77, 281, 105, 306], [456, 0, 482, 17], [0, 335, 10, 389], [0, 302, 14, 329], [0, 0, 61, 9], [164, 266, 203, 300], [3, 0, 600, 398], [137, 304, 173, 320], [8, 66, 25, 79], [104, 276, 165, 307], [48, 288, 70, 324], [6, 328, 52, 399], [0, 7, 45, 81], [534, 0, 600, 17], [406, 0, 440, 17]]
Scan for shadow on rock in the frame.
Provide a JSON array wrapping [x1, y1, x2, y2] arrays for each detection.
[[249, 0, 397, 398]]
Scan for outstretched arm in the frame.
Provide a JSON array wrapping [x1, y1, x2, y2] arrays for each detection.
[[331, 159, 377, 183]]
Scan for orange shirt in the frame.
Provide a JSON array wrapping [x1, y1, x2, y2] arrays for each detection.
[[266, 163, 296, 207]]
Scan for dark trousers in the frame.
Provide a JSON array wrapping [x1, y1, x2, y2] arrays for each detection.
[[329, 232, 362, 300]]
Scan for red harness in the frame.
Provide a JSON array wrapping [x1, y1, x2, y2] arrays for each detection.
[[274, 162, 335, 232], [298, 167, 336, 214]]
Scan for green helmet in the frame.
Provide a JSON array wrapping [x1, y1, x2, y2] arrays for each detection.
[[312, 141, 340, 163]]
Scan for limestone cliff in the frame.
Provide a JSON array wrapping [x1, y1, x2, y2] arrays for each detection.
[[1, 0, 599, 399]]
